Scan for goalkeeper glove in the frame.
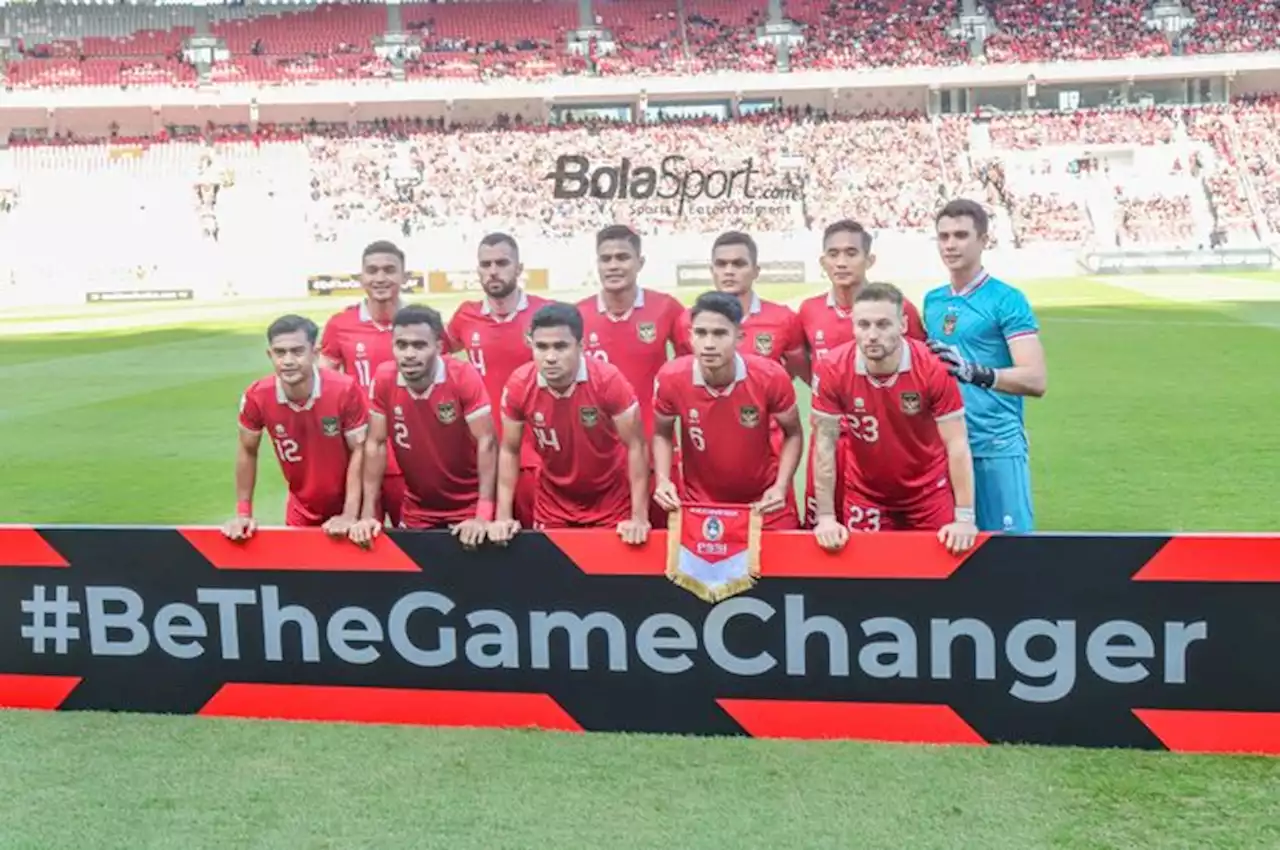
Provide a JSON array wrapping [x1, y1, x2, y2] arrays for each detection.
[[927, 339, 996, 389]]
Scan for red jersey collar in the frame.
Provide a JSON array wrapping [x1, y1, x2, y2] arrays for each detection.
[[358, 300, 395, 331], [536, 357, 589, 396], [396, 358, 447, 399], [855, 340, 913, 383], [275, 367, 322, 411], [693, 353, 747, 396], [595, 287, 646, 321], [481, 290, 530, 320]]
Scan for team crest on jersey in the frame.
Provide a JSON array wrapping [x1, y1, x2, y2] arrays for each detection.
[[579, 406, 600, 427], [900, 392, 922, 416], [753, 333, 774, 356], [738, 405, 760, 428], [942, 310, 959, 336], [274, 424, 286, 436], [436, 401, 458, 424], [321, 416, 341, 437], [637, 322, 657, 344]]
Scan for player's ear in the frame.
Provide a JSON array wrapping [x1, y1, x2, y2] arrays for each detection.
[[866, 252, 877, 271], [637, 255, 646, 272]]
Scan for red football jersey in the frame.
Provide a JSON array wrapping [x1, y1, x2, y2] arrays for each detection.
[[674, 292, 804, 364], [812, 337, 964, 508], [653, 354, 797, 505], [500, 357, 638, 526], [798, 291, 927, 362], [320, 301, 401, 477], [446, 291, 549, 469], [578, 287, 683, 437], [369, 359, 491, 526], [238, 368, 369, 523]]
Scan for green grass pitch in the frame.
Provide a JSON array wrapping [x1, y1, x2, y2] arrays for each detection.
[[0, 273, 1278, 848]]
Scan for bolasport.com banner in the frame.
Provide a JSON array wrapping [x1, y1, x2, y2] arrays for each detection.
[[0, 527, 1278, 752]]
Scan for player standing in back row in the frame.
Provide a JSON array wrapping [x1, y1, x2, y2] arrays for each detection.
[[446, 233, 551, 528], [318, 240, 408, 527], [797, 219, 927, 527], [676, 230, 808, 383], [577, 224, 684, 529], [923, 199, 1048, 533]]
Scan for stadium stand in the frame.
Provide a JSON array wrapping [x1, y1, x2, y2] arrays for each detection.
[[4, 0, 1280, 86]]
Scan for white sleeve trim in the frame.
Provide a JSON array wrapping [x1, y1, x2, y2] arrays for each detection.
[[465, 404, 492, 423], [934, 408, 966, 423]]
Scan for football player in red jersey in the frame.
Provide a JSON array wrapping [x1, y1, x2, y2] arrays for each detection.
[[446, 232, 550, 527], [490, 303, 651, 546], [577, 224, 685, 529], [318, 240, 407, 527], [351, 305, 497, 549], [796, 220, 927, 527], [810, 284, 978, 555], [224, 315, 369, 540], [653, 292, 804, 529], [677, 230, 808, 383]]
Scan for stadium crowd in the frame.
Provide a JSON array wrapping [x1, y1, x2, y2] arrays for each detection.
[[6, 101, 1280, 257], [3, 0, 1280, 87]]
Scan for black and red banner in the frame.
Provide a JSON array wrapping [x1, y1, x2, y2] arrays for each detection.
[[1, 526, 1279, 755]]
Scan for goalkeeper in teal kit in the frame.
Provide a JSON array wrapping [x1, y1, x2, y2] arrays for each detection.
[[923, 200, 1048, 533]]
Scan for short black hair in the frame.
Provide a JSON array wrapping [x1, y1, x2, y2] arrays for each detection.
[[596, 224, 641, 253], [854, 282, 905, 311], [711, 230, 758, 265], [530, 302, 584, 342], [362, 240, 405, 267], [393, 304, 444, 339], [936, 199, 989, 237], [479, 231, 520, 257], [690, 291, 744, 326], [823, 219, 873, 253], [267, 314, 319, 344]]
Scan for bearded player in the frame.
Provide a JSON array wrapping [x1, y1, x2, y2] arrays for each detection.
[[797, 219, 927, 527], [350, 305, 497, 549], [924, 199, 1047, 534], [653, 292, 803, 529], [224, 315, 368, 540], [446, 232, 550, 528], [318, 240, 407, 526], [577, 224, 684, 528], [490, 303, 650, 546], [810, 284, 978, 555], [675, 230, 808, 381]]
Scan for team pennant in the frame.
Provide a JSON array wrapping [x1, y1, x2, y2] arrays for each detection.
[[665, 503, 763, 603]]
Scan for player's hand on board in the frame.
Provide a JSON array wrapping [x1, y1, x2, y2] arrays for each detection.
[[812, 516, 849, 552], [616, 518, 651, 546], [487, 519, 521, 547], [322, 514, 356, 538], [221, 515, 257, 542], [938, 520, 979, 555], [348, 518, 382, 548], [451, 518, 488, 550], [652, 478, 681, 512], [752, 485, 787, 516]]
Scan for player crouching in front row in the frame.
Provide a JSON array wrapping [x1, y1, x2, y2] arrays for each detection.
[[224, 315, 369, 540], [349, 305, 497, 549], [810, 284, 980, 555], [489, 303, 652, 546], [652, 292, 804, 528]]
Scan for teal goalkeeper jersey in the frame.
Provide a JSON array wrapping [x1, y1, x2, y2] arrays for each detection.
[[923, 272, 1039, 459]]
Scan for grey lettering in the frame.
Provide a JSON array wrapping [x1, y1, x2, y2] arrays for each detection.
[[636, 613, 697, 674], [930, 618, 997, 681], [388, 591, 456, 667], [196, 588, 256, 660], [85, 586, 149, 656], [153, 602, 207, 660], [704, 597, 777, 676], [326, 606, 383, 665], [464, 609, 520, 669], [785, 594, 849, 676], [1007, 619, 1076, 703], [1163, 621, 1208, 684], [1086, 621, 1153, 684], [260, 585, 319, 663], [529, 611, 627, 672], [859, 617, 918, 679]]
